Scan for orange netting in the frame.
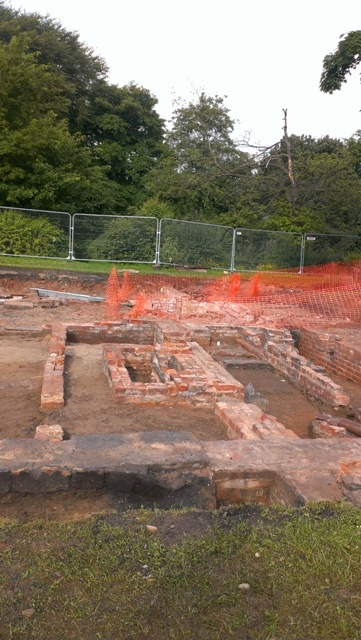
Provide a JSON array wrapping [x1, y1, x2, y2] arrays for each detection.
[[104, 260, 361, 328]]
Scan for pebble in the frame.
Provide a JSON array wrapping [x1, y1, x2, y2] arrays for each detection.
[[238, 583, 251, 591], [255, 552, 260, 558], [22, 608, 36, 618], [145, 525, 158, 535]]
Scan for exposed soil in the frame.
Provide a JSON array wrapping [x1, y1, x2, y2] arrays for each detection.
[[1, 266, 361, 445], [227, 365, 361, 439], [0, 338, 223, 441]]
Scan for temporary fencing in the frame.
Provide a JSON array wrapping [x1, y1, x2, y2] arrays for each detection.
[[0, 205, 71, 259], [104, 260, 361, 329], [157, 218, 234, 270], [72, 214, 158, 263], [234, 228, 303, 271], [302, 233, 361, 268], [1, 205, 361, 272]]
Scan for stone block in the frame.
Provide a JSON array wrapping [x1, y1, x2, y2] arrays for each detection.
[[34, 424, 64, 442], [39, 467, 71, 492], [105, 465, 144, 492], [3, 300, 34, 309], [12, 468, 39, 493], [216, 475, 273, 505], [71, 468, 104, 490], [309, 420, 348, 439], [0, 470, 11, 494]]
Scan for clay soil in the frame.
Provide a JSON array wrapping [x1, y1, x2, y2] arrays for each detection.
[[1, 267, 361, 443], [0, 336, 223, 441], [228, 365, 361, 438]]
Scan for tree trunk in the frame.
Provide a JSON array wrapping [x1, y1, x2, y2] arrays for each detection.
[[282, 108, 297, 205]]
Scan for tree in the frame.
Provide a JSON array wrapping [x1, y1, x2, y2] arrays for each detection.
[[320, 31, 361, 93], [0, 1, 107, 132], [0, 37, 118, 212], [83, 81, 164, 209], [147, 93, 252, 220], [217, 129, 361, 237], [0, 2, 164, 213]]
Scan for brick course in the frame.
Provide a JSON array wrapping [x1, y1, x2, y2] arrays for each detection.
[[298, 329, 361, 386]]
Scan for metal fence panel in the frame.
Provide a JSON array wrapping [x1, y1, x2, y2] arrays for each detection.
[[302, 233, 361, 267], [72, 214, 158, 263], [0, 206, 71, 259], [158, 219, 234, 270], [234, 228, 303, 271]]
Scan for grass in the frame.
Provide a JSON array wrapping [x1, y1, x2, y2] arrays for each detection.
[[0, 255, 226, 278], [1, 503, 361, 639]]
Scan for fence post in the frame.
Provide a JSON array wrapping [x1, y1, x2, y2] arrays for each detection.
[[299, 234, 306, 274], [68, 214, 74, 260], [155, 219, 161, 267], [230, 228, 236, 272]]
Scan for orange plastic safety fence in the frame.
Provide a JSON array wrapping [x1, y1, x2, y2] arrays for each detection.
[[104, 261, 361, 328], [105, 266, 120, 320]]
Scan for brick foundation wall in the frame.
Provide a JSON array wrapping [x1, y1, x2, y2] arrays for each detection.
[[66, 321, 155, 345], [298, 329, 361, 385], [208, 325, 349, 406], [40, 323, 66, 410]]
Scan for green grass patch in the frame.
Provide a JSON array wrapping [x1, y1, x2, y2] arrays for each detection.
[[0, 255, 225, 278], [1, 503, 361, 639]]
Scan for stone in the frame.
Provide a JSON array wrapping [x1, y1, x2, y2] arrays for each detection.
[[22, 608, 36, 618], [4, 300, 34, 309], [244, 383, 269, 412], [309, 420, 347, 439], [238, 583, 250, 591], [145, 525, 158, 535], [34, 424, 64, 442]]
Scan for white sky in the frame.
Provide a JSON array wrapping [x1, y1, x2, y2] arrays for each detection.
[[7, 0, 361, 146]]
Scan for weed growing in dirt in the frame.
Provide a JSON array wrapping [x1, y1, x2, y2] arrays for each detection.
[[1, 503, 361, 639]]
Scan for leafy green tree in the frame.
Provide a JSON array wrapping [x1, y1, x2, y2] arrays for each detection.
[[0, 2, 164, 213], [230, 134, 361, 235], [128, 196, 174, 219], [320, 31, 361, 94], [0, 37, 118, 212], [84, 82, 164, 209], [0, 1, 107, 132], [147, 93, 252, 220]]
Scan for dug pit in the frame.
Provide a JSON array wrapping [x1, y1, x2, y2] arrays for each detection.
[[2, 318, 361, 509]]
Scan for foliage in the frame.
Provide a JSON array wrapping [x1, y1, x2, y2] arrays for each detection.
[[0, 210, 67, 256], [128, 197, 174, 219], [147, 93, 252, 220], [0, 3, 164, 213], [80, 81, 165, 208], [226, 134, 361, 235], [87, 216, 157, 262], [320, 30, 361, 93], [159, 219, 234, 268]]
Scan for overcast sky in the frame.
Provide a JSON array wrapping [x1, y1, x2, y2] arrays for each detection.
[[7, 0, 361, 146]]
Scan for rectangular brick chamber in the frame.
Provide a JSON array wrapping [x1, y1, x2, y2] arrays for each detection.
[[40, 321, 353, 442], [102, 342, 244, 407]]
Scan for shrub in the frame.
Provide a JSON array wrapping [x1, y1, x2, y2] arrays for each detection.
[[0, 210, 68, 256]]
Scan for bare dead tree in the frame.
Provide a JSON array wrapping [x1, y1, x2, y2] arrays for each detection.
[[282, 108, 298, 204]]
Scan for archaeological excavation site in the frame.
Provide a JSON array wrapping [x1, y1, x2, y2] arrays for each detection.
[[1, 263, 361, 513]]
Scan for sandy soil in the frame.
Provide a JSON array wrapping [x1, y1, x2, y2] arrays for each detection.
[[228, 365, 361, 439], [1, 267, 361, 443], [0, 337, 223, 441]]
